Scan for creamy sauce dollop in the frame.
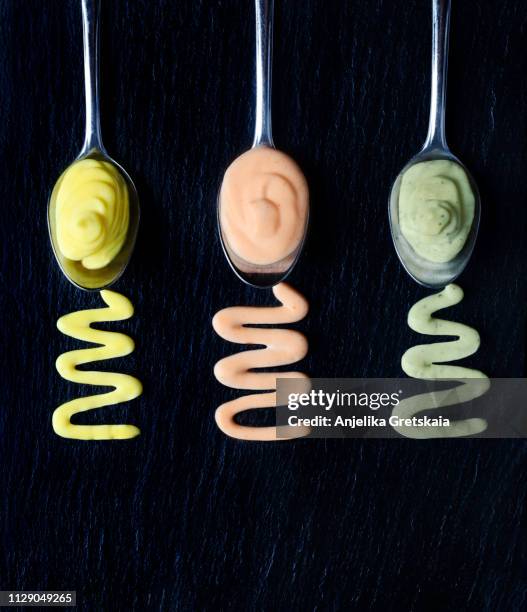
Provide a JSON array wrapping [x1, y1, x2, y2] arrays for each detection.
[[219, 147, 309, 266], [399, 160, 474, 263], [55, 158, 129, 270]]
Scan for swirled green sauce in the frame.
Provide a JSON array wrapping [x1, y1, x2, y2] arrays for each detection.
[[399, 160, 474, 263]]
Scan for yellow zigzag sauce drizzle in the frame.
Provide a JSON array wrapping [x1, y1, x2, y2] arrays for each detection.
[[53, 290, 142, 440], [212, 283, 309, 441], [393, 284, 488, 439]]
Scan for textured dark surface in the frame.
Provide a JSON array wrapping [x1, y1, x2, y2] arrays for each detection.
[[0, 0, 526, 610]]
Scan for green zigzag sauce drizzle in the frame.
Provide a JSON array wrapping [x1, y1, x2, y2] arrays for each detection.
[[393, 284, 489, 439]]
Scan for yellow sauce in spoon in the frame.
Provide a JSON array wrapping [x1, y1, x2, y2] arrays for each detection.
[[55, 158, 129, 270]]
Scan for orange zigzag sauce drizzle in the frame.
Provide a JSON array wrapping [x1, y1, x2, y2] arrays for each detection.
[[212, 283, 310, 441], [392, 284, 489, 439], [53, 290, 142, 440]]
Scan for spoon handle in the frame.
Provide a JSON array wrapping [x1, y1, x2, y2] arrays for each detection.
[[81, 0, 104, 154], [425, 0, 451, 149], [253, 0, 274, 147]]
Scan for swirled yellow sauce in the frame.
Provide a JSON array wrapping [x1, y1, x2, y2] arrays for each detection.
[[53, 290, 142, 440], [55, 158, 129, 270], [219, 147, 309, 266], [399, 160, 474, 263]]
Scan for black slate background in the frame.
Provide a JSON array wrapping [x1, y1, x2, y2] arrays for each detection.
[[1, 1, 526, 610]]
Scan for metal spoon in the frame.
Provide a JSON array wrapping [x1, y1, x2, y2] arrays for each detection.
[[48, 0, 139, 291], [217, 0, 309, 288], [389, 0, 480, 289]]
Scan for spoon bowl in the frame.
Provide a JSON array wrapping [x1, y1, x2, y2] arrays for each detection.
[[389, 145, 481, 289], [216, 165, 308, 289], [48, 149, 140, 291]]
